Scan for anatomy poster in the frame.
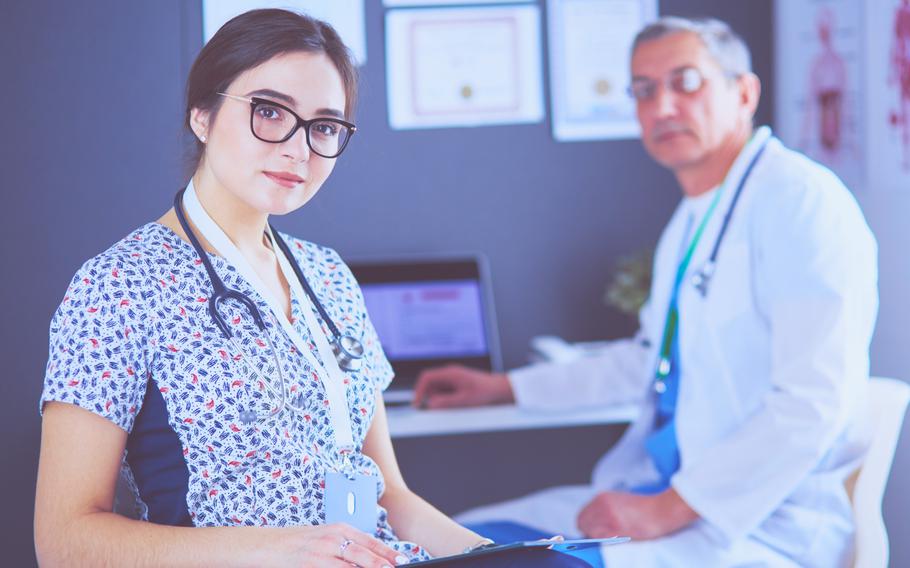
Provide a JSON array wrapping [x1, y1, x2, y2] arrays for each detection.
[[868, 0, 910, 192], [775, 0, 865, 190]]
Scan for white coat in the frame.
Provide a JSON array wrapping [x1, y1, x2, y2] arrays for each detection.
[[457, 127, 879, 567]]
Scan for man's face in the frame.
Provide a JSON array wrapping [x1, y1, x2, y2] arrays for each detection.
[[631, 32, 747, 172]]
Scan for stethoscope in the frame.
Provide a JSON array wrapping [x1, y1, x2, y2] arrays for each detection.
[[653, 135, 770, 394], [173, 188, 365, 423], [688, 138, 769, 298]]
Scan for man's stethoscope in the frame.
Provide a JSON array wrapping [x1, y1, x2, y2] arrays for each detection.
[[653, 132, 770, 394], [173, 186, 365, 427], [688, 136, 769, 298]]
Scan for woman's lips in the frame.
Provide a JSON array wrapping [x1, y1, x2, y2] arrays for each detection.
[[264, 171, 304, 188]]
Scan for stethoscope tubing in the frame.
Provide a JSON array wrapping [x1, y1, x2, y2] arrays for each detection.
[[173, 189, 266, 338], [704, 140, 770, 269], [691, 138, 770, 298], [268, 223, 345, 342], [172, 188, 362, 366]]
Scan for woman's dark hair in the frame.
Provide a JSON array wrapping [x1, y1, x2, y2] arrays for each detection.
[[184, 8, 358, 171]]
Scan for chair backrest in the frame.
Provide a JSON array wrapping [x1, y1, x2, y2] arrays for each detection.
[[849, 377, 910, 568]]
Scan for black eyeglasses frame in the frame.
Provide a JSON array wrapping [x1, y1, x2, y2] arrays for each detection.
[[217, 92, 357, 159]]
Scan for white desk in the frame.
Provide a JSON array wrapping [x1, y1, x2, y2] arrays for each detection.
[[387, 403, 639, 438]]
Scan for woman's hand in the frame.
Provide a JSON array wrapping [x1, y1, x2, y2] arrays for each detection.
[[270, 523, 409, 567]]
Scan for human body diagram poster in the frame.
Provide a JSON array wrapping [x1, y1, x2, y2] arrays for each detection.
[[776, 0, 910, 192], [870, 0, 910, 191], [775, 0, 865, 189]]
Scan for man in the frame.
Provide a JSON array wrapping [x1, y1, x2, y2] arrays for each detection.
[[413, 17, 878, 567]]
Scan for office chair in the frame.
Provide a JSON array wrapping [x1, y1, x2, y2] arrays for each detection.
[[846, 377, 910, 568]]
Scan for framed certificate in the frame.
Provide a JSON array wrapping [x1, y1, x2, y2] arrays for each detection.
[[385, 5, 544, 129]]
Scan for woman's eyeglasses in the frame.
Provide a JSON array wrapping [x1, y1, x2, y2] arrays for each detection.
[[217, 93, 356, 159]]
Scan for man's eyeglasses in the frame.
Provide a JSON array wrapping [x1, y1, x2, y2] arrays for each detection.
[[627, 67, 736, 102], [217, 93, 356, 159]]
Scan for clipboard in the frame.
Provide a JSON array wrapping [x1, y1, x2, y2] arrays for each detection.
[[406, 537, 631, 566]]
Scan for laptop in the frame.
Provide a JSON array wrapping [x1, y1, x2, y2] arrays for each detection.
[[347, 254, 503, 405]]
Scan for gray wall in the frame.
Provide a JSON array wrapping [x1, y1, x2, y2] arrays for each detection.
[[857, 187, 910, 567], [8, 1, 902, 566]]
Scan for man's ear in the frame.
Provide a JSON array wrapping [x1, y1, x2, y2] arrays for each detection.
[[739, 72, 762, 121], [189, 107, 210, 143]]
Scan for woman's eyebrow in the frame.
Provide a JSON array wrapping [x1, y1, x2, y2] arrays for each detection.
[[245, 88, 296, 106], [314, 108, 345, 119], [245, 88, 344, 118]]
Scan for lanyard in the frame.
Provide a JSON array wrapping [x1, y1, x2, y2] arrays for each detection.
[[183, 182, 356, 452], [265, 224, 358, 445], [654, 188, 724, 383]]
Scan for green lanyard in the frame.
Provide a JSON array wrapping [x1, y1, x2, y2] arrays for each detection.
[[654, 187, 725, 390]]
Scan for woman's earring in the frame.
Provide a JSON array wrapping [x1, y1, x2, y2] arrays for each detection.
[[200, 135, 207, 143]]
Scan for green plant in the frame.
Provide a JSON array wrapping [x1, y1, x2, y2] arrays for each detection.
[[604, 248, 653, 316]]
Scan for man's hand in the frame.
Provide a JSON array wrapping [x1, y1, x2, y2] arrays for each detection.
[[412, 364, 515, 409], [576, 488, 699, 541]]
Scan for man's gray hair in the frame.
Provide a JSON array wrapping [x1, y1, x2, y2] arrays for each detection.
[[631, 17, 752, 77]]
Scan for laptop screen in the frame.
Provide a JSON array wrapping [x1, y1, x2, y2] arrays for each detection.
[[348, 256, 501, 391]]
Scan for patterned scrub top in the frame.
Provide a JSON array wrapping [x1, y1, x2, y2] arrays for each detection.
[[41, 222, 429, 561]]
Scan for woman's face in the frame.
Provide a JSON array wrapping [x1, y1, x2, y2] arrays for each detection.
[[192, 51, 348, 216]]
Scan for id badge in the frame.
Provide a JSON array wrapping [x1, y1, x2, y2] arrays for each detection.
[[324, 472, 378, 534]]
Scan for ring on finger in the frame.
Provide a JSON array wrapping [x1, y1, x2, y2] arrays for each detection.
[[339, 538, 354, 560]]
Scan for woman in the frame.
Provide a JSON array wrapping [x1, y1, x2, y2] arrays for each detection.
[[34, 9, 514, 567]]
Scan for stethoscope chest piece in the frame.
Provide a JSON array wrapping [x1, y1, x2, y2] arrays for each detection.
[[691, 260, 716, 298], [333, 335, 364, 372]]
